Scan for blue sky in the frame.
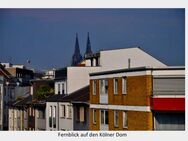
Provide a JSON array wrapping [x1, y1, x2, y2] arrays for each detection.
[[0, 9, 185, 70]]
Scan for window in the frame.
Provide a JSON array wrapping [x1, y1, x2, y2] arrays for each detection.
[[122, 77, 127, 94], [62, 83, 65, 94], [53, 106, 56, 128], [49, 106, 52, 128], [93, 109, 97, 124], [79, 107, 85, 122], [38, 110, 45, 119], [17, 110, 20, 119], [101, 110, 108, 125], [114, 78, 118, 94], [100, 79, 108, 94], [24, 110, 27, 119], [58, 83, 60, 94], [114, 110, 119, 127], [14, 110, 17, 119], [93, 80, 97, 95], [67, 105, 72, 119], [61, 105, 66, 118], [29, 107, 32, 116], [123, 111, 128, 128]]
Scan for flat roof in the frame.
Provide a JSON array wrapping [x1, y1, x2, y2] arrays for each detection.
[[90, 66, 185, 76]]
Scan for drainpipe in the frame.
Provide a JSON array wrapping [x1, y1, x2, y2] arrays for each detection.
[[57, 102, 59, 130]]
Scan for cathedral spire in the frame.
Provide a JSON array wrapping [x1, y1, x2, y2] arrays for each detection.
[[85, 32, 92, 57], [71, 33, 83, 66]]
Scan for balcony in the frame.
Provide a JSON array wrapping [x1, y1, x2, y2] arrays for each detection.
[[151, 90, 185, 111]]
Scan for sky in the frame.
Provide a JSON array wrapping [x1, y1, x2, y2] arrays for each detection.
[[0, 9, 185, 70]]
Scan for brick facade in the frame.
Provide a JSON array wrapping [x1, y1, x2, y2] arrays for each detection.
[[89, 75, 153, 130]]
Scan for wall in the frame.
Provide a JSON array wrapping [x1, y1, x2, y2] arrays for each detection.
[[100, 48, 166, 71], [89, 109, 100, 130], [46, 102, 58, 131], [35, 109, 46, 130], [73, 104, 89, 130], [58, 102, 73, 131], [89, 75, 153, 130], [67, 67, 101, 94], [55, 81, 67, 94]]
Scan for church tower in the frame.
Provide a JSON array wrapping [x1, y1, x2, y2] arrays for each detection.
[[71, 33, 83, 66], [85, 32, 93, 57]]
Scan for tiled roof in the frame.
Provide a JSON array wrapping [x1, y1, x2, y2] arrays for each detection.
[[46, 86, 89, 103], [46, 94, 66, 102], [61, 85, 89, 103], [11, 95, 33, 108]]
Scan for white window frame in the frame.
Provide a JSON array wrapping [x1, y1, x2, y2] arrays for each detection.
[[93, 80, 97, 95], [53, 106, 56, 128], [79, 107, 85, 122], [114, 110, 119, 127], [100, 110, 108, 125], [93, 109, 97, 124], [49, 106, 52, 128], [100, 79, 108, 95], [58, 83, 60, 94], [122, 77, 127, 94], [67, 105, 72, 119], [61, 105, 66, 118], [123, 111, 128, 128], [114, 78, 118, 94], [62, 83, 65, 94]]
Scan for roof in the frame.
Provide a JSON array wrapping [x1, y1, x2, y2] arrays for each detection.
[[46, 85, 89, 103], [90, 66, 185, 76], [46, 94, 66, 102], [61, 85, 89, 103], [11, 95, 33, 108], [32, 101, 46, 108], [0, 64, 13, 79]]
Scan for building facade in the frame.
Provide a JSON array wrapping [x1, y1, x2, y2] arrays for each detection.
[[89, 66, 185, 130]]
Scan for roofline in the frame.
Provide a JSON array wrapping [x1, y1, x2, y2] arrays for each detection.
[[98, 46, 140, 52], [30, 79, 54, 82], [71, 101, 89, 105], [90, 66, 185, 77], [98, 46, 167, 66]]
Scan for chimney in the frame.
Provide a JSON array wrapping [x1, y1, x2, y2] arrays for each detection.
[[128, 58, 131, 69]]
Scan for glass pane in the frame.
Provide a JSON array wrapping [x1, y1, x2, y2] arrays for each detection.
[[105, 110, 109, 124], [101, 110, 104, 124]]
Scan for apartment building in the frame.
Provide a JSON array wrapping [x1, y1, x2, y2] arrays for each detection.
[[0, 64, 16, 130], [45, 47, 166, 131], [89, 66, 185, 130], [9, 95, 31, 130], [46, 67, 100, 131]]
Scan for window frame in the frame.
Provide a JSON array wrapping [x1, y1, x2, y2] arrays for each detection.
[[114, 78, 119, 95], [114, 110, 119, 127], [79, 106, 85, 122], [122, 77, 127, 95], [123, 111, 128, 128], [62, 83, 65, 94], [100, 109, 108, 125], [93, 80, 97, 95], [58, 83, 60, 94], [60, 105, 66, 118], [53, 106, 56, 128], [93, 109, 97, 124], [100, 79, 108, 95], [67, 105, 72, 119], [49, 106, 52, 128]]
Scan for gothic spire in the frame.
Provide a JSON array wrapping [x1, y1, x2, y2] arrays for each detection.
[[71, 33, 83, 66], [85, 32, 92, 56]]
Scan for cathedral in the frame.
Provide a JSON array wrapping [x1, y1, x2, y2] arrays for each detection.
[[71, 33, 92, 66]]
